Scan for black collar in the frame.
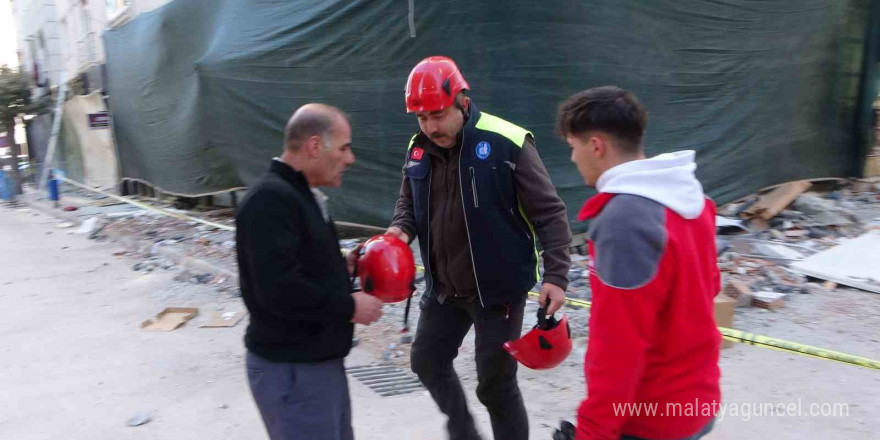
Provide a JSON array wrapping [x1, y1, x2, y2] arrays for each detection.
[[269, 159, 310, 194]]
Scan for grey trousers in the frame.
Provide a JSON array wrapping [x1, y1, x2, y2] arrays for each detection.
[[246, 351, 354, 440]]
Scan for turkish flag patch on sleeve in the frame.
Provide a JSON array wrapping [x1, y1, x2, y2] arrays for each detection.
[[411, 147, 425, 160]]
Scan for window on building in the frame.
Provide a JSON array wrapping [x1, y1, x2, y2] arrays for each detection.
[[106, 0, 132, 19]]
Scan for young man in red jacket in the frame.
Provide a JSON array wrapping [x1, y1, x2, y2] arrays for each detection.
[[553, 87, 721, 440]]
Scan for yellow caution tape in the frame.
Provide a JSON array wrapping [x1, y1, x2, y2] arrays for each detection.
[[416, 262, 879, 370], [58, 179, 879, 370], [717, 328, 880, 370], [522, 292, 878, 371], [57, 176, 235, 232]]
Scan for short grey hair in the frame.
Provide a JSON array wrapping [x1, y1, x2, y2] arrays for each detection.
[[284, 103, 346, 152]]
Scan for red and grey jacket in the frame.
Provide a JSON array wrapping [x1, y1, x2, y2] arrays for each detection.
[[575, 151, 722, 440]]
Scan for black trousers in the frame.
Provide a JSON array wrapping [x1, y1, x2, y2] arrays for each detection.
[[411, 294, 528, 440]]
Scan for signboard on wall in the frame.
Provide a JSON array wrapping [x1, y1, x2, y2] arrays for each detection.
[[88, 112, 110, 129]]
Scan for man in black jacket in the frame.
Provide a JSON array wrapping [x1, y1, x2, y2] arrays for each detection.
[[236, 103, 384, 440]]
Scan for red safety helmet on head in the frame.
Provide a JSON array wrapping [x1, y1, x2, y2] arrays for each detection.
[[405, 56, 470, 113], [504, 307, 572, 370], [357, 234, 416, 303]]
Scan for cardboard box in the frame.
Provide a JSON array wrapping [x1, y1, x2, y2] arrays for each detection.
[[141, 307, 199, 331], [864, 156, 879, 177], [714, 294, 737, 349]]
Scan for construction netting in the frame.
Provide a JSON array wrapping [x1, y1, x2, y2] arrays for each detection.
[[104, 0, 877, 230]]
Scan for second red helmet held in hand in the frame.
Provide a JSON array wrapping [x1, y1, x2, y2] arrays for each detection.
[[357, 234, 417, 303], [504, 307, 573, 370]]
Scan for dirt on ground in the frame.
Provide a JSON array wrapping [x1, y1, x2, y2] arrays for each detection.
[[4, 192, 879, 440]]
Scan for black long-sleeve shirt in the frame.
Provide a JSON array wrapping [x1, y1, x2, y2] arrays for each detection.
[[236, 160, 355, 363]]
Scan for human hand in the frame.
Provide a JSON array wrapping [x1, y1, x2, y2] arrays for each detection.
[[351, 291, 383, 325], [385, 226, 410, 244], [539, 283, 566, 316]]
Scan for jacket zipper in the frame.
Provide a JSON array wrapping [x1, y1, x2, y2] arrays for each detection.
[[459, 138, 486, 307], [469, 167, 479, 208], [424, 169, 433, 297]]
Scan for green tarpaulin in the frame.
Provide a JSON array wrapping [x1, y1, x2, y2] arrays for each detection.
[[104, 0, 875, 231]]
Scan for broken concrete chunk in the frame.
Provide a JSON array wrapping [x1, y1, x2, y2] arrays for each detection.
[[792, 194, 837, 214], [76, 217, 99, 235], [722, 280, 754, 307], [785, 229, 808, 238], [747, 218, 770, 231], [716, 216, 749, 235], [790, 231, 880, 294], [173, 269, 191, 282], [810, 211, 852, 227], [127, 411, 151, 427], [752, 291, 787, 310], [793, 194, 854, 226]]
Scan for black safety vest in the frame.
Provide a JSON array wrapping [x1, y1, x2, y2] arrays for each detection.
[[404, 104, 539, 306]]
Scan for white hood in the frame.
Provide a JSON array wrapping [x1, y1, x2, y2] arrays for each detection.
[[596, 150, 706, 219]]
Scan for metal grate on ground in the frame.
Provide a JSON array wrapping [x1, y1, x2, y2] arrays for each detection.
[[346, 364, 424, 397]]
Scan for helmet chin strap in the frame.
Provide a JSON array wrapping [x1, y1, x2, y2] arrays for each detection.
[[451, 97, 470, 143], [455, 96, 471, 119]]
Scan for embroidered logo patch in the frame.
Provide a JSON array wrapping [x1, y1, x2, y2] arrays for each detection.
[[476, 142, 491, 160], [411, 147, 424, 160]]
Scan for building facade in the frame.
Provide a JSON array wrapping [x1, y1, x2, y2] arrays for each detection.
[[11, 0, 171, 95]]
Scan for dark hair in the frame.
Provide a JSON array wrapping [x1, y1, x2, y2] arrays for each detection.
[[556, 86, 647, 153]]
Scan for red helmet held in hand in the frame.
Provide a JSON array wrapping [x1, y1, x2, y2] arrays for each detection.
[[504, 307, 572, 370], [405, 56, 470, 113], [357, 234, 416, 303]]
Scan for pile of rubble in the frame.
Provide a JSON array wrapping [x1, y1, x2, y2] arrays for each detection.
[[46, 184, 241, 293], [565, 256, 591, 300], [101, 213, 237, 268], [536, 178, 879, 313], [50, 177, 880, 316], [715, 178, 880, 310]]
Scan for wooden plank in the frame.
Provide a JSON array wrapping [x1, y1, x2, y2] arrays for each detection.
[[742, 180, 812, 220]]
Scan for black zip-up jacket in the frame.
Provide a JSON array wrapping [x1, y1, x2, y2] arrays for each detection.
[[236, 160, 355, 363], [390, 104, 572, 305]]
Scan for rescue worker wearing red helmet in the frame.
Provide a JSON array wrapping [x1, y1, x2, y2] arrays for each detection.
[[386, 56, 573, 440]]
